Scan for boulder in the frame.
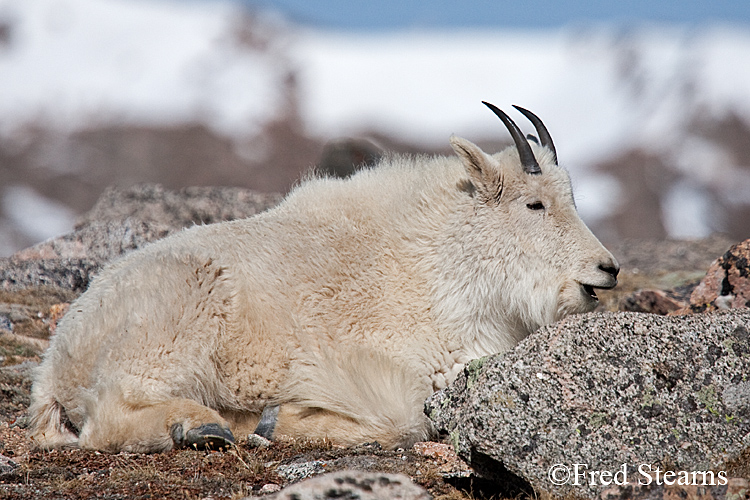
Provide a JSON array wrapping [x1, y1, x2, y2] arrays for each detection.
[[0, 184, 282, 292], [676, 239, 750, 314], [426, 310, 750, 499]]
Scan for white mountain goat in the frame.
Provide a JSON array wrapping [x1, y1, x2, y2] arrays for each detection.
[[29, 103, 619, 452]]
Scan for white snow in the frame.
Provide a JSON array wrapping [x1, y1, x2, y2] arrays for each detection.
[[662, 181, 716, 239], [1, 185, 77, 243], [0, 0, 286, 137], [292, 24, 750, 169]]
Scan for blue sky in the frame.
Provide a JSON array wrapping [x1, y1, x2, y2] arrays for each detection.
[[238, 0, 750, 30]]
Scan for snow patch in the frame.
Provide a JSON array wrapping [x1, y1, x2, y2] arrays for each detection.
[[661, 181, 715, 239], [2, 185, 76, 243]]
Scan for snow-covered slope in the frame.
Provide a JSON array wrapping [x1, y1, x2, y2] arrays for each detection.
[[294, 26, 750, 163], [1, 0, 749, 254], [0, 0, 286, 136]]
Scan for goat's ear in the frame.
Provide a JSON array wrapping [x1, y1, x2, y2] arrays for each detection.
[[450, 136, 502, 200]]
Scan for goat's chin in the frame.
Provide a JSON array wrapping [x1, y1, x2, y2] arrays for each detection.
[[556, 281, 598, 319]]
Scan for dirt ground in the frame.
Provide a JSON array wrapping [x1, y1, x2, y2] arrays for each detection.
[[0, 423, 481, 499], [0, 235, 739, 499]]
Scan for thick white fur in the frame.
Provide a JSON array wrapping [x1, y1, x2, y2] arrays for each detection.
[[29, 137, 617, 452]]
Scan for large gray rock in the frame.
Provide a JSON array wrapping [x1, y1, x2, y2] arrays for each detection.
[[258, 470, 431, 500], [426, 310, 750, 499], [75, 183, 282, 231], [0, 184, 282, 292]]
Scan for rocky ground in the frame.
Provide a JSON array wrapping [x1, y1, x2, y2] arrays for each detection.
[[0, 184, 745, 499]]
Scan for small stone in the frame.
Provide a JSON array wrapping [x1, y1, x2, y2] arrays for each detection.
[[259, 483, 282, 494], [246, 433, 271, 449], [275, 460, 327, 482], [0, 315, 11, 333], [716, 294, 735, 310], [0, 454, 19, 474]]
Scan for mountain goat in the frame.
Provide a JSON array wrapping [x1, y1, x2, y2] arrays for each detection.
[[29, 103, 618, 452]]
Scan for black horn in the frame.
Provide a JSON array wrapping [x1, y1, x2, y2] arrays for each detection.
[[482, 101, 541, 175], [513, 105, 557, 165]]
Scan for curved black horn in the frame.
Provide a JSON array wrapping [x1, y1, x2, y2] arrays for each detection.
[[513, 105, 557, 165], [482, 101, 541, 175]]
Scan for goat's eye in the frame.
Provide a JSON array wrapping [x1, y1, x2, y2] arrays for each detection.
[[526, 202, 545, 211]]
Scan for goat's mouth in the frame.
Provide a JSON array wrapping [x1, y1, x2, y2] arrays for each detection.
[[580, 280, 617, 302], [582, 284, 599, 301]]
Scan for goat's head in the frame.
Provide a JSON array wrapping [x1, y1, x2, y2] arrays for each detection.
[[448, 102, 618, 330]]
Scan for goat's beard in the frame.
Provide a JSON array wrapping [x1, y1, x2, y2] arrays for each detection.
[[556, 281, 598, 320]]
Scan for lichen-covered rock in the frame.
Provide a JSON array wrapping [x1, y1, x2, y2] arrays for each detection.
[[426, 310, 750, 499], [677, 239, 750, 314], [259, 470, 431, 500]]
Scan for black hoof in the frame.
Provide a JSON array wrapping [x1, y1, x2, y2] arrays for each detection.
[[253, 404, 279, 440], [171, 423, 235, 450]]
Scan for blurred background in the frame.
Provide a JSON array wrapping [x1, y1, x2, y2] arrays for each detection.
[[1, 0, 749, 256]]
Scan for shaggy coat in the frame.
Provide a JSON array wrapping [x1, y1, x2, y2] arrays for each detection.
[[29, 126, 618, 452]]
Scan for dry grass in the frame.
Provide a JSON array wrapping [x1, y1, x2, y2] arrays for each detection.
[[0, 428, 503, 499]]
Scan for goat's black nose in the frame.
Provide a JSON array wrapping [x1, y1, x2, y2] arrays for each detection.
[[599, 264, 619, 279]]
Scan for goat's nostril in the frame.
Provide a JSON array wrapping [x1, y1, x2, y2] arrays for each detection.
[[599, 264, 619, 279]]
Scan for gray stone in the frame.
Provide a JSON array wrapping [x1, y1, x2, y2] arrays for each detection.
[[0, 257, 101, 293], [12, 218, 173, 264], [259, 483, 282, 494], [0, 184, 282, 292], [0, 454, 18, 475], [723, 382, 750, 413], [426, 310, 750, 499], [245, 433, 271, 449], [259, 470, 431, 500], [0, 315, 11, 333]]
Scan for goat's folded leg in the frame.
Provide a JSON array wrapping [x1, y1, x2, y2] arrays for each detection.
[[78, 396, 234, 453]]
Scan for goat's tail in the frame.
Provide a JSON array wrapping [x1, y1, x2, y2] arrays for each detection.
[[28, 370, 79, 449], [276, 346, 436, 449]]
